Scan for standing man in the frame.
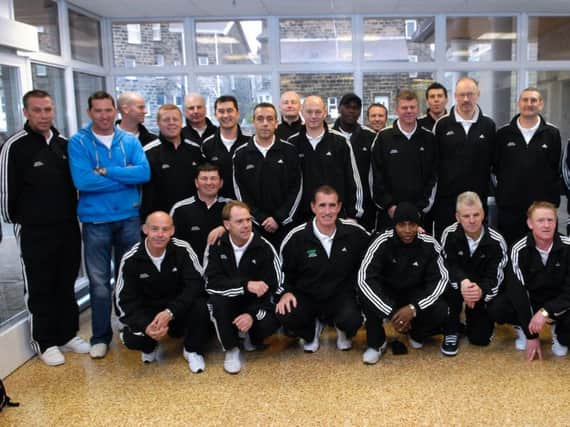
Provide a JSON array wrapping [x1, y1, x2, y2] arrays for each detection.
[[358, 202, 449, 364], [440, 192, 508, 356], [367, 103, 388, 133], [232, 102, 302, 246], [204, 201, 281, 374], [333, 93, 377, 231], [276, 186, 370, 353], [432, 77, 496, 238], [116, 91, 157, 146], [201, 95, 249, 199], [0, 90, 89, 366], [277, 91, 304, 141], [488, 202, 570, 361], [182, 93, 217, 145], [371, 89, 437, 231], [289, 95, 363, 224], [494, 88, 561, 245], [141, 104, 204, 219], [115, 211, 210, 372], [418, 82, 448, 131], [69, 91, 150, 359]]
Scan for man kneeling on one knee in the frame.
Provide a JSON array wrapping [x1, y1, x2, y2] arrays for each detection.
[[115, 211, 210, 372]]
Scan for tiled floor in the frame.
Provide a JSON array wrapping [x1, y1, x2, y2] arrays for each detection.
[[2, 310, 570, 426]]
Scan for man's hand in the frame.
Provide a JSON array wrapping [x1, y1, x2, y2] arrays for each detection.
[[145, 309, 172, 341], [460, 279, 483, 308], [246, 280, 269, 297], [391, 305, 414, 333], [387, 205, 397, 218], [276, 292, 297, 315], [233, 313, 253, 332], [262, 217, 279, 233], [528, 311, 548, 335], [525, 337, 543, 361], [207, 226, 226, 246]]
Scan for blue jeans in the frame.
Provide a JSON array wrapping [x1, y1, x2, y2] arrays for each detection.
[[83, 217, 141, 345]]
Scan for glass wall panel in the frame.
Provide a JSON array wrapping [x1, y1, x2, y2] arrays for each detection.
[[280, 73, 353, 122], [197, 74, 271, 134], [69, 9, 102, 65], [31, 63, 69, 136], [446, 17, 517, 62], [14, 0, 60, 55], [279, 18, 352, 63], [73, 72, 104, 129], [528, 17, 570, 61], [363, 17, 435, 62], [195, 20, 268, 65], [115, 75, 186, 133], [112, 22, 185, 68]]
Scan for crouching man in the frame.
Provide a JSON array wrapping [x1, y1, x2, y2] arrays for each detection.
[[115, 211, 210, 373]]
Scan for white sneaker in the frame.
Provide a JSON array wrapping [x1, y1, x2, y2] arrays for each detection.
[[408, 334, 424, 349], [335, 327, 352, 351], [513, 325, 527, 351], [223, 347, 241, 374], [89, 343, 108, 359], [60, 336, 90, 354], [362, 341, 388, 365], [183, 349, 206, 373], [242, 333, 256, 352], [39, 346, 65, 366], [303, 319, 324, 353], [551, 325, 568, 357], [141, 347, 158, 363]]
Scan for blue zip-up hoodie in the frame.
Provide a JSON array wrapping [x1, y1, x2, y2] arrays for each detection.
[[69, 123, 150, 223]]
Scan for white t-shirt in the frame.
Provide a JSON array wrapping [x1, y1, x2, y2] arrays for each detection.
[[307, 131, 325, 150], [454, 107, 480, 135], [466, 228, 484, 256], [145, 239, 166, 271], [93, 131, 114, 149], [254, 136, 275, 158], [230, 233, 254, 267], [221, 135, 237, 152], [517, 117, 540, 144], [397, 120, 417, 140], [312, 218, 336, 258]]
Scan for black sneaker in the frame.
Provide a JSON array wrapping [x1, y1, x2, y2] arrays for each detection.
[[441, 334, 459, 356]]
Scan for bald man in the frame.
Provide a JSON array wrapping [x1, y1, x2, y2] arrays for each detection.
[[116, 91, 157, 146], [181, 92, 217, 145], [277, 91, 304, 141], [115, 211, 210, 372]]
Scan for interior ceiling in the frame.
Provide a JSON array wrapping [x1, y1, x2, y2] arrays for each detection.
[[66, 0, 570, 19]]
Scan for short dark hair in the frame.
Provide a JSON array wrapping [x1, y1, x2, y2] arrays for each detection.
[[196, 162, 221, 178], [215, 95, 239, 111], [312, 185, 340, 204], [367, 103, 388, 118], [253, 102, 277, 119], [88, 91, 115, 110], [23, 90, 51, 109], [396, 89, 418, 103], [425, 82, 448, 99]]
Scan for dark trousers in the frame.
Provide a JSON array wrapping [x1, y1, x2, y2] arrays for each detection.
[[276, 291, 362, 341], [362, 299, 448, 349], [360, 200, 378, 233], [19, 221, 81, 353], [443, 287, 494, 345], [122, 297, 211, 354], [208, 295, 279, 351], [498, 206, 528, 246]]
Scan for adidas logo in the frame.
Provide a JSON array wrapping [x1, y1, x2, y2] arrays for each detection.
[[251, 259, 257, 264], [362, 147, 368, 151], [33, 161, 44, 167], [139, 273, 150, 279], [277, 159, 284, 164], [191, 226, 200, 231], [325, 151, 332, 156], [412, 261, 419, 266], [389, 149, 399, 154], [341, 247, 347, 252], [458, 251, 464, 256], [212, 156, 219, 161], [507, 142, 516, 147], [299, 153, 305, 158], [161, 163, 170, 169], [220, 254, 228, 260], [479, 134, 485, 139], [419, 147, 425, 151], [446, 130, 454, 136], [542, 144, 548, 149], [172, 267, 177, 272], [246, 164, 255, 170]]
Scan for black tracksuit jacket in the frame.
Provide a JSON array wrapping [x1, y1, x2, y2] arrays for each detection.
[[440, 222, 508, 302], [181, 117, 217, 146], [278, 219, 371, 300], [277, 117, 304, 142], [494, 114, 561, 209], [115, 120, 158, 146]]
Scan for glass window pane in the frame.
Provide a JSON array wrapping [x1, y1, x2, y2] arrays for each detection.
[[73, 72, 104, 129], [31, 63, 69, 136], [280, 18, 352, 63], [69, 9, 102, 65], [14, 0, 60, 56], [363, 72, 437, 125], [115, 75, 186, 133], [443, 71, 516, 126], [528, 17, 570, 60], [528, 71, 570, 143], [197, 74, 271, 134], [0, 65, 22, 144], [280, 73, 354, 122], [446, 17, 517, 62], [195, 20, 268, 65], [112, 22, 185, 68], [364, 17, 435, 62]]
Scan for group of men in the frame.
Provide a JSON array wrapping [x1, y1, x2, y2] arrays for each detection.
[[1, 77, 569, 375]]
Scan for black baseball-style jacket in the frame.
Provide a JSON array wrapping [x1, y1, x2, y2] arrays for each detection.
[[277, 117, 304, 142], [417, 109, 447, 132], [141, 134, 204, 218], [441, 222, 508, 302], [115, 238, 205, 333], [278, 219, 371, 300], [232, 138, 302, 227], [371, 120, 437, 213], [115, 120, 158, 146], [494, 114, 561, 209], [358, 229, 449, 317], [507, 233, 570, 338], [181, 117, 217, 145], [0, 123, 77, 225]]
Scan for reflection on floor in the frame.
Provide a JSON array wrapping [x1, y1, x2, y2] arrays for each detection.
[[2, 310, 570, 426]]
